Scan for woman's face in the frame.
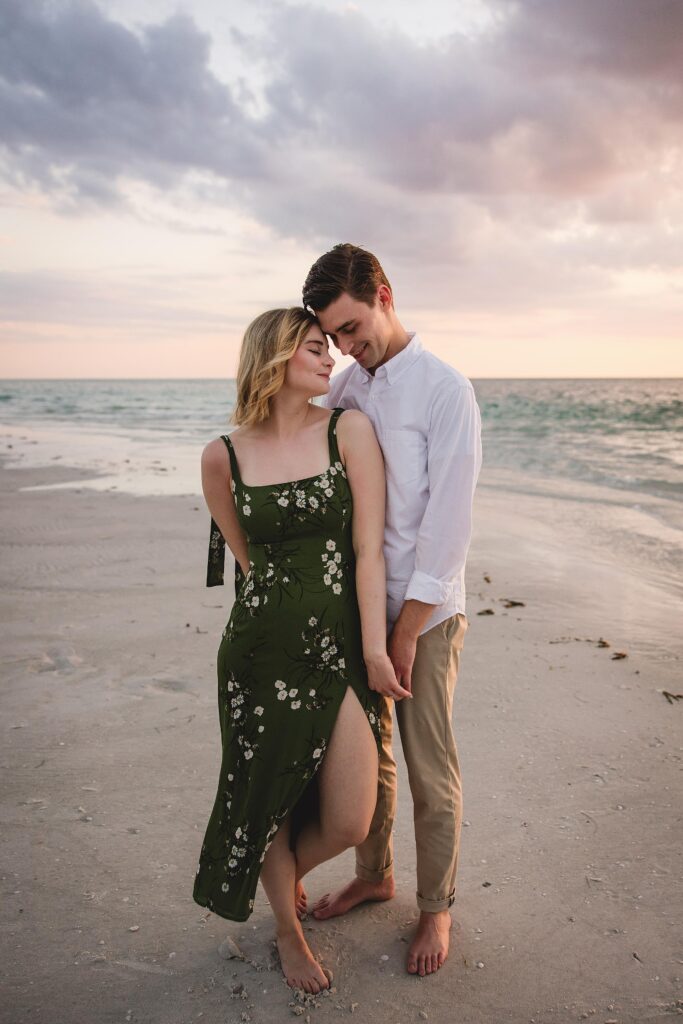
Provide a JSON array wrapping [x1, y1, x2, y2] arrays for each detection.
[[284, 323, 335, 397]]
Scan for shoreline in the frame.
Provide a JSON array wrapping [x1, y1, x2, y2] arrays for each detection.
[[1, 460, 681, 1024]]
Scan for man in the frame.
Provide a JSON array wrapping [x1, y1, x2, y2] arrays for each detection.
[[301, 243, 482, 977]]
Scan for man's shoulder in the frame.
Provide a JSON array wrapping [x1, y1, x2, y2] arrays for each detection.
[[418, 347, 475, 397]]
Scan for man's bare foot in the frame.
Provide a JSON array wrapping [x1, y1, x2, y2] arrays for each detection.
[[406, 910, 452, 976], [311, 876, 395, 920], [295, 881, 307, 920], [276, 925, 329, 994]]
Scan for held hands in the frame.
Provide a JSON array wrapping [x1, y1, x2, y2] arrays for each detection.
[[387, 625, 418, 698], [364, 651, 412, 701]]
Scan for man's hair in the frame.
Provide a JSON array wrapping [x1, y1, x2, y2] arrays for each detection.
[[302, 243, 391, 312]]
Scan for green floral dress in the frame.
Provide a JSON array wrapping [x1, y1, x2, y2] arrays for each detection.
[[193, 409, 382, 922]]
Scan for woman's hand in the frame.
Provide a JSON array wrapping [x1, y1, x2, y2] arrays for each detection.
[[364, 651, 412, 701]]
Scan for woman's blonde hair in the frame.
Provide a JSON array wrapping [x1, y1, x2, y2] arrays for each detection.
[[233, 307, 319, 426]]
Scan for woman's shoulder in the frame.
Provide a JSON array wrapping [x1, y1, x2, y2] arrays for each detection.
[[334, 407, 373, 430], [201, 435, 231, 472], [334, 407, 376, 446]]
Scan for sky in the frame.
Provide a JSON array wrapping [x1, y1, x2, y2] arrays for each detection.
[[1, 0, 682, 378]]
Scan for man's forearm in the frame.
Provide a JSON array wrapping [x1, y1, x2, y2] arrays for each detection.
[[393, 598, 437, 640]]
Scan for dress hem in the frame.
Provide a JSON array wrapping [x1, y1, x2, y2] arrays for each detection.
[[192, 891, 253, 924]]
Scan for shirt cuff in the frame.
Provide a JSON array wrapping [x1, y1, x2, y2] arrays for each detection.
[[404, 570, 457, 606]]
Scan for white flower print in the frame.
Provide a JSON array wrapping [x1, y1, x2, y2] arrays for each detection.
[[251, 596, 260, 607], [309, 617, 317, 626], [277, 496, 289, 507], [242, 505, 251, 516], [277, 691, 287, 701], [309, 689, 316, 696], [334, 552, 342, 563], [332, 583, 342, 595], [323, 574, 332, 586], [221, 882, 230, 892], [244, 749, 253, 760], [258, 725, 264, 732], [309, 496, 319, 509], [288, 689, 298, 698], [313, 748, 322, 759], [275, 680, 286, 690], [291, 700, 301, 709], [254, 706, 264, 716], [326, 540, 336, 551], [325, 488, 333, 497]]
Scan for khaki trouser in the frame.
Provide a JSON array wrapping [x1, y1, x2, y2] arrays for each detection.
[[356, 613, 467, 913]]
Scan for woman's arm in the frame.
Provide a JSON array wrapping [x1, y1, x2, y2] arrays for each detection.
[[337, 411, 411, 701], [201, 438, 250, 576]]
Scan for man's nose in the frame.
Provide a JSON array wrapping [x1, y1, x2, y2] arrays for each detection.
[[337, 338, 354, 356]]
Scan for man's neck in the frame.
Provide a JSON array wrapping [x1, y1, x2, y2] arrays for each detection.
[[370, 320, 412, 375]]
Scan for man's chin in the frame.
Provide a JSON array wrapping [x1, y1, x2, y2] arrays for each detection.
[[354, 345, 374, 367]]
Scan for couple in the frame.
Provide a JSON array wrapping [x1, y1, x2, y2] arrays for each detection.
[[193, 244, 482, 992]]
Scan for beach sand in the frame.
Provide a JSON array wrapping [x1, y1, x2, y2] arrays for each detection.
[[1, 462, 681, 1024]]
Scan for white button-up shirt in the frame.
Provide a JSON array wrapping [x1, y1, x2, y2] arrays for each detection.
[[322, 334, 482, 635]]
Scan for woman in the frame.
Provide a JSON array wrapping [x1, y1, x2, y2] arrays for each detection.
[[193, 307, 404, 994]]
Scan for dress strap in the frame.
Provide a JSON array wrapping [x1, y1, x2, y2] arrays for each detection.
[[221, 433, 241, 486], [206, 434, 239, 588], [327, 408, 345, 466]]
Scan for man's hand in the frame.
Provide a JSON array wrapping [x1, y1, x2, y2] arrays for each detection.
[[387, 625, 418, 695], [388, 599, 437, 693], [365, 651, 412, 701]]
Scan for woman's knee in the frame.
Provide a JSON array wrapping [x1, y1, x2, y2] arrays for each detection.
[[326, 817, 371, 851]]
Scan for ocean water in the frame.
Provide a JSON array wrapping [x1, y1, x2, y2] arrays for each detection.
[[1, 378, 681, 607], [475, 378, 682, 503], [0, 377, 680, 500]]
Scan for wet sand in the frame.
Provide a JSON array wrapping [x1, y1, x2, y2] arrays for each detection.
[[1, 461, 681, 1024]]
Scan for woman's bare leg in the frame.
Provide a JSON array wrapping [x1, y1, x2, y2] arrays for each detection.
[[259, 818, 328, 994], [295, 687, 378, 880]]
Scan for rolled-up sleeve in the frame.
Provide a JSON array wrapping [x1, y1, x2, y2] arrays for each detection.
[[404, 382, 482, 606]]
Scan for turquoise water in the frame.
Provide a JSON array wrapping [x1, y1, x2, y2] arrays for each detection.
[[2, 377, 682, 616], [0, 378, 680, 502]]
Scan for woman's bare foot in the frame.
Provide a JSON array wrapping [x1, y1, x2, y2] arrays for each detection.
[[406, 910, 452, 976], [276, 926, 329, 994], [311, 875, 395, 920], [295, 881, 307, 920]]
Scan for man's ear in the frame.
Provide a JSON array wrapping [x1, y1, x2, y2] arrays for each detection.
[[377, 283, 393, 310]]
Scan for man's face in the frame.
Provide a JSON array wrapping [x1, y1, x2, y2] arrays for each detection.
[[315, 288, 392, 371]]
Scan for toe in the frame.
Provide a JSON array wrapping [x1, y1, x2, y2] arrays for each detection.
[[407, 956, 418, 974], [418, 955, 427, 977], [431, 954, 439, 973]]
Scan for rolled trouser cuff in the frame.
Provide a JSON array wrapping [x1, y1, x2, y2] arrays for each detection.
[[416, 889, 456, 913], [355, 858, 394, 883]]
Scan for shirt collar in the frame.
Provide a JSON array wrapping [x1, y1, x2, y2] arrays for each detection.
[[358, 332, 423, 385]]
